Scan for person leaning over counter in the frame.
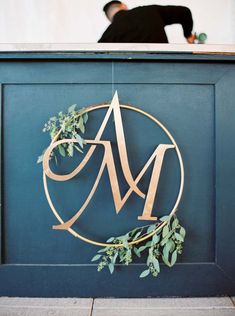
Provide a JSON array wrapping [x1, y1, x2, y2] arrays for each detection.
[[98, 1, 195, 44]]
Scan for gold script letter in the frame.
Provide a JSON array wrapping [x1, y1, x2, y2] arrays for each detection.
[[43, 92, 175, 230]]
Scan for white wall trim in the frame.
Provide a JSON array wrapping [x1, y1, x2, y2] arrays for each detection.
[[0, 43, 234, 53]]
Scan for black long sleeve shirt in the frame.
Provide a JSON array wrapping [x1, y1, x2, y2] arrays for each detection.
[[98, 5, 193, 43]]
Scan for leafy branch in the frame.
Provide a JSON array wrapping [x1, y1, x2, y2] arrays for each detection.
[[37, 104, 89, 164], [91, 215, 186, 278]]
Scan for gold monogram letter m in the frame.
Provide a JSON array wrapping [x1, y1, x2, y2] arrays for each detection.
[[43, 92, 174, 231]]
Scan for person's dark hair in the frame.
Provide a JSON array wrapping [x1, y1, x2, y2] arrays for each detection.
[[103, 1, 122, 16]]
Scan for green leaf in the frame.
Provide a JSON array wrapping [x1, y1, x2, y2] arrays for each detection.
[[66, 125, 72, 132], [145, 241, 152, 247], [163, 243, 170, 262], [68, 104, 77, 113], [147, 255, 152, 266], [133, 231, 142, 240], [162, 225, 169, 238], [139, 269, 150, 278], [108, 263, 114, 274], [58, 144, 66, 157], [129, 228, 139, 237], [160, 215, 169, 222], [171, 250, 178, 266], [111, 252, 118, 264], [123, 240, 129, 249], [75, 134, 84, 148], [172, 217, 179, 229], [134, 247, 141, 258], [138, 245, 147, 253], [98, 247, 109, 253], [67, 143, 74, 157], [119, 252, 126, 263], [91, 254, 102, 262], [126, 249, 131, 258], [152, 257, 160, 273], [175, 232, 184, 242], [37, 154, 44, 164], [180, 227, 186, 238], [106, 237, 115, 242], [74, 145, 83, 154], [160, 237, 168, 247], [78, 116, 85, 133], [61, 122, 66, 132], [160, 231, 173, 246], [147, 224, 156, 234], [148, 247, 153, 257], [83, 113, 88, 124], [162, 253, 171, 267], [165, 240, 174, 254], [152, 233, 160, 244], [138, 241, 152, 253]]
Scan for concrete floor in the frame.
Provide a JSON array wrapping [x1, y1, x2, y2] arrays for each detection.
[[0, 297, 235, 316]]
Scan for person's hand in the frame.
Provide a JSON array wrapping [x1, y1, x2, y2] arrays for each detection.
[[186, 33, 196, 44]]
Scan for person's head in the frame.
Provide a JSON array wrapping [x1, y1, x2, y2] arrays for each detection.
[[103, 1, 128, 22]]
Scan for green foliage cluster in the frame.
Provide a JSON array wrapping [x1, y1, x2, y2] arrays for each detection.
[[91, 215, 186, 278], [37, 104, 88, 163]]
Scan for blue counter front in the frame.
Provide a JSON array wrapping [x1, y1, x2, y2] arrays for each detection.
[[0, 48, 234, 297]]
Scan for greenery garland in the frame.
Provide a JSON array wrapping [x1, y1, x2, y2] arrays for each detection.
[[91, 215, 185, 278], [38, 104, 186, 278], [37, 104, 88, 164]]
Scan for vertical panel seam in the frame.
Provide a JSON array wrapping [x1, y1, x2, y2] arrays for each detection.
[[213, 83, 217, 265], [0, 84, 3, 264], [89, 298, 94, 316]]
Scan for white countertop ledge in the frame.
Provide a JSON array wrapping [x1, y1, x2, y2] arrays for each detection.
[[0, 43, 234, 53]]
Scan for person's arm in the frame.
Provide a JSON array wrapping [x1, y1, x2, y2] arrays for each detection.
[[186, 33, 196, 44], [159, 5, 194, 42]]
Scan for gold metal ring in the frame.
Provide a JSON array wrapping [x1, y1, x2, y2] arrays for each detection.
[[43, 104, 184, 247]]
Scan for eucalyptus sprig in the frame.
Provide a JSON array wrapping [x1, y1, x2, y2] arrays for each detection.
[[91, 215, 186, 278], [37, 104, 89, 164]]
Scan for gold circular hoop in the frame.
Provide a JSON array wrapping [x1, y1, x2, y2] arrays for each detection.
[[43, 104, 184, 247]]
